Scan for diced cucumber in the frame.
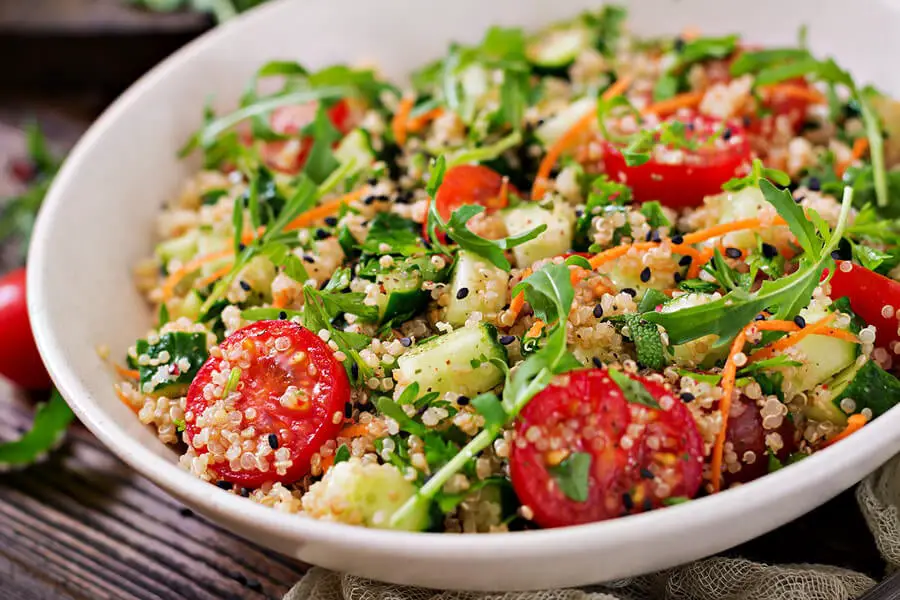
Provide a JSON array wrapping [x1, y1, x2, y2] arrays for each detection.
[[660, 293, 729, 367], [236, 256, 276, 300], [156, 230, 199, 266], [196, 232, 232, 278], [501, 203, 574, 269], [168, 290, 204, 322], [444, 251, 509, 327], [526, 21, 597, 69], [779, 303, 859, 395], [396, 323, 507, 397], [535, 97, 596, 147], [377, 271, 425, 324], [334, 129, 375, 176], [813, 359, 900, 425]]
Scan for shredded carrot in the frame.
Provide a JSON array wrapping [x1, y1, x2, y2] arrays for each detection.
[[569, 267, 586, 287], [115, 387, 140, 414], [320, 454, 335, 472], [687, 246, 715, 279], [754, 320, 800, 333], [338, 423, 371, 439], [391, 96, 415, 146], [532, 76, 633, 199], [681, 216, 787, 245], [588, 241, 658, 270], [593, 281, 611, 298], [819, 327, 861, 344], [508, 291, 526, 321], [407, 107, 445, 133], [760, 83, 827, 105], [114, 363, 139, 380], [748, 313, 838, 363], [272, 292, 288, 310], [526, 319, 546, 338], [641, 91, 705, 117], [160, 248, 235, 301], [823, 413, 868, 448], [711, 324, 751, 493], [285, 188, 365, 232], [194, 264, 234, 289], [836, 137, 870, 178]]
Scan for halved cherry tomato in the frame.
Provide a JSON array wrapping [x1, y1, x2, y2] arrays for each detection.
[[510, 369, 703, 528], [424, 164, 519, 241], [0, 268, 51, 389], [185, 320, 349, 487], [723, 395, 796, 486], [601, 114, 751, 209], [825, 261, 900, 351], [258, 100, 353, 174]]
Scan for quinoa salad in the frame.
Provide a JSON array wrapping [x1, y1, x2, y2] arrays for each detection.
[[114, 6, 900, 532]]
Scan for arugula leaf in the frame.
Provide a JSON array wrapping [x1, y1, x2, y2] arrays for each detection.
[[300, 103, 342, 184], [640, 201, 670, 229], [638, 289, 669, 313], [447, 130, 523, 167], [472, 393, 508, 428], [678, 279, 721, 294], [362, 213, 425, 256], [375, 396, 427, 437], [512, 261, 574, 325], [441, 203, 546, 271], [608, 368, 660, 409], [334, 444, 351, 465], [547, 452, 592, 502], [0, 390, 74, 469], [301, 287, 373, 382], [760, 179, 818, 256]]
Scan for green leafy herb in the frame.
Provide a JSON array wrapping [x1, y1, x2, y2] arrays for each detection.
[[547, 452, 592, 502], [638, 288, 669, 313], [300, 103, 342, 184], [447, 130, 523, 167], [135, 332, 209, 395], [608, 368, 660, 408], [222, 367, 242, 396], [512, 261, 575, 326], [472, 393, 508, 428], [662, 496, 690, 506], [653, 35, 739, 100], [575, 175, 633, 249], [334, 444, 351, 465], [677, 279, 720, 294], [0, 390, 74, 470], [362, 213, 426, 256]]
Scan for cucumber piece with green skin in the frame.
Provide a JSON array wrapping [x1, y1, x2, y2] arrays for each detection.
[[396, 323, 507, 397], [196, 232, 232, 279], [526, 21, 597, 69], [334, 129, 375, 176], [712, 186, 787, 251], [501, 202, 574, 269], [169, 290, 204, 322], [659, 293, 728, 368], [535, 96, 596, 147], [811, 359, 900, 425], [376, 272, 425, 324], [156, 230, 199, 267], [444, 251, 509, 327], [779, 302, 859, 396]]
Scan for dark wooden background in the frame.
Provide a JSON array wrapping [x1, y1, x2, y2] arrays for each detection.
[[0, 2, 891, 599]]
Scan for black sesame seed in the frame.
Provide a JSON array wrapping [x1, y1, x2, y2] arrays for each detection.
[[622, 287, 637, 297], [179, 507, 194, 518], [592, 357, 604, 368], [640, 468, 654, 479], [456, 287, 469, 299], [722, 127, 733, 141], [755, 313, 766, 321], [247, 579, 263, 592], [645, 229, 654, 242], [363, 195, 376, 205], [499, 335, 516, 345], [680, 392, 695, 402], [216, 480, 233, 490], [303, 255, 315, 263], [268, 433, 279, 449], [651, 230, 662, 243], [239, 280, 251, 291], [399, 337, 412, 347], [640, 267, 651, 283], [593, 304, 604, 318], [238, 243, 247, 251], [351, 363, 359, 378], [793, 315, 807, 328], [724, 247, 741, 259], [315, 228, 329, 240], [761, 243, 778, 258], [367, 177, 378, 186], [344, 402, 353, 418], [240, 487, 251, 498], [457, 396, 470, 406], [278, 311, 287, 320], [622, 493, 634, 511], [324, 216, 339, 226], [679, 255, 692, 266], [575, 209, 584, 217], [808, 177, 821, 191], [794, 194, 804, 204], [674, 272, 684, 284], [671, 234, 684, 245]]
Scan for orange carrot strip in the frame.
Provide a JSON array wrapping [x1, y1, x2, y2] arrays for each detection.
[[748, 313, 838, 363], [407, 107, 445, 132], [391, 96, 415, 146], [508, 292, 526, 321], [532, 76, 633, 200], [681, 216, 787, 245], [711, 324, 751, 493], [194, 264, 234, 289], [836, 137, 870, 178], [754, 320, 800, 333], [588, 241, 657, 269], [526, 319, 546, 338], [160, 248, 235, 301], [338, 423, 371, 439], [114, 364, 139, 380], [284, 188, 365, 232], [822, 413, 868, 448], [819, 327, 862, 344], [115, 387, 140, 414], [642, 91, 705, 117], [320, 454, 335, 472], [760, 83, 827, 105]]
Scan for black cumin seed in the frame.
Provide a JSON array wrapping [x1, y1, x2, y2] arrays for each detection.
[[363, 195, 376, 205], [762, 243, 778, 258], [367, 177, 378, 186], [794, 315, 806, 328], [640, 267, 651, 283], [303, 255, 315, 263], [640, 468, 654, 479], [240, 487, 251, 498], [344, 402, 353, 418], [315, 228, 329, 240], [499, 335, 515, 345], [575, 209, 584, 217], [592, 357, 604, 368], [622, 287, 637, 297], [456, 287, 469, 299], [674, 272, 683, 284], [723, 127, 733, 141], [622, 493, 634, 511], [239, 280, 251, 291], [216, 480, 233, 490], [645, 229, 654, 242], [238, 243, 247, 251], [268, 433, 279, 449], [457, 396, 470, 406], [324, 216, 338, 226], [671, 234, 684, 245], [593, 304, 604, 318], [724, 247, 741, 259], [399, 337, 412, 347], [651, 230, 662, 243], [279, 311, 287, 320], [808, 177, 821, 191], [680, 392, 695, 402], [679, 255, 692, 266]]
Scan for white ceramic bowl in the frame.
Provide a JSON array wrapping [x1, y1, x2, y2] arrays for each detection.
[[27, 0, 900, 591]]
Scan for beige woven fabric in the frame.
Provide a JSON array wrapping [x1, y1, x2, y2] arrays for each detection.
[[286, 454, 900, 600]]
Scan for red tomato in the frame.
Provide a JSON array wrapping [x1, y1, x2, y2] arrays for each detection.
[[0, 268, 51, 389], [258, 100, 353, 174], [510, 369, 703, 528], [723, 395, 796, 486], [601, 114, 751, 208], [424, 165, 518, 240], [826, 261, 900, 351], [185, 320, 349, 487]]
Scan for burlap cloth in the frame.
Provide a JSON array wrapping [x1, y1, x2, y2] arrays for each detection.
[[284, 455, 900, 600]]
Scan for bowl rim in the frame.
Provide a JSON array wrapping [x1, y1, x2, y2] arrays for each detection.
[[26, 0, 900, 565]]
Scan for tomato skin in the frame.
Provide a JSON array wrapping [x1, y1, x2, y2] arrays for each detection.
[[510, 369, 703, 528], [826, 261, 900, 351], [185, 320, 349, 487], [601, 115, 751, 208], [0, 268, 51, 390], [424, 165, 518, 240], [259, 100, 353, 174]]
